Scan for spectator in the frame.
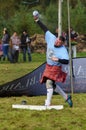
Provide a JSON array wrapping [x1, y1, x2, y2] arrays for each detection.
[[70, 27, 78, 41], [65, 27, 78, 47], [0, 40, 3, 61], [20, 30, 32, 62], [10, 31, 21, 63], [2, 28, 10, 61]]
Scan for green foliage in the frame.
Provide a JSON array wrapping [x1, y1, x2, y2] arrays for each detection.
[[62, 1, 68, 31], [0, 0, 86, 36], [45, 4, 58, 32], [40, 0, 51, 10], [0, 16, 7, 38], [70, 0, 86, 33], [9, 5, 31, 34], [6, 5, 42, 35]]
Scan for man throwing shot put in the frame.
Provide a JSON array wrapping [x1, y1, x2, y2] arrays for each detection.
[[33, 10, 73, 107]]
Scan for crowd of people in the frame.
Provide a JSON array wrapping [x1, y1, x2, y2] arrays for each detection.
[[0, 28, 32, 63]]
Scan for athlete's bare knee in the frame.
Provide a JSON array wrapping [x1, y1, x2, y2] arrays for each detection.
[[46, 79, 53, 89]]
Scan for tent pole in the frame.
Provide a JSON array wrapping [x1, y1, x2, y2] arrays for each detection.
[[67, 0, 74, 96], [58, 0, 63, 37]]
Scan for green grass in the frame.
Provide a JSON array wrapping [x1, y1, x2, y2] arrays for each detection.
[[77, 52, 86, 58], [0, 52, 86, 130], [0, 94, 86, 130], [0, 53, 46, 85]]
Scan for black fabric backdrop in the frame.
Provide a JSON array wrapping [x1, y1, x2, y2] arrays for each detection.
[[0, 58, 86, 97]]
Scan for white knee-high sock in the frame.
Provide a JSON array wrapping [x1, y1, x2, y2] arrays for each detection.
[[54, 85, 67, 100], [45, 88, 53, 106]]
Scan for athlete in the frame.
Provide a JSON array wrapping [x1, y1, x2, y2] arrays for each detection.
[[33, 11, 73, 107]]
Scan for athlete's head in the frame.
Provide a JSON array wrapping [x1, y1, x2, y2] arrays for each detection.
[[54, 36, 65, 47]]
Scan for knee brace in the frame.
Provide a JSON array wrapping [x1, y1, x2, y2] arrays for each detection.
[[46, 79, 54, 89]]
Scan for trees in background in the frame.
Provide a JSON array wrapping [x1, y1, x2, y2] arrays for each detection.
[[0, 0, 86, 37]]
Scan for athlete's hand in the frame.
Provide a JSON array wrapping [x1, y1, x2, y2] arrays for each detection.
[[33, 10, 39, 22], [51, 57, 59, 62]]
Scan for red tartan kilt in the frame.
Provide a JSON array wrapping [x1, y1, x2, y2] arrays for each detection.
[[40, 64, 67, 84]]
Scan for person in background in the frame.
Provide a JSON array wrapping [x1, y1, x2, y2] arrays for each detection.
[[2, 28, 10, 61], [21, 30, 32, 62], [65, 27, 78, 47], [33, 10, 73, 107], [0, 40, 3, 61], [10, 31, 21, 63]]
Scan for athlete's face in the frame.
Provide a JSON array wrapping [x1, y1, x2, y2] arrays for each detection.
[[54, 38, 63, 47]]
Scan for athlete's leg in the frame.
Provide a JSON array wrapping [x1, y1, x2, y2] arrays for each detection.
[[54, 83, 73, 107], [45, 79, 53, 106], [54, 84, 67, 100]]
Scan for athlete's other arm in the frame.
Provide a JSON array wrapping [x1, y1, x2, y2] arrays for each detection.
[[51, 57, 69, 64]]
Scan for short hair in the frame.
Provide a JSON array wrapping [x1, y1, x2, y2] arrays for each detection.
[[59, 36, 65, 42]]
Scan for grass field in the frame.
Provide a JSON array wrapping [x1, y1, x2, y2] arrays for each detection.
[[0, 52, 86, 130], [0, 94, 86, 130], [0, 53, 46, 85]]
